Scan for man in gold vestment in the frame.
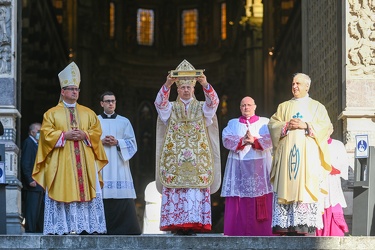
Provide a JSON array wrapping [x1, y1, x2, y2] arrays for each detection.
[[32, 62, 108, 235], [154, 59, 221, 235], [268, 73, 332, 235]]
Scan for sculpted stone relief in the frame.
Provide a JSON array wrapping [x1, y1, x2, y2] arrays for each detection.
[[348, 0, 375, 76], [0, 5, 11, 75]]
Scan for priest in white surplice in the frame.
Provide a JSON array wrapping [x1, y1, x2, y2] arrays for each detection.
[[98, 91, 141, 235]]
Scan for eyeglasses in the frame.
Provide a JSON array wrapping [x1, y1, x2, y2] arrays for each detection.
[[102, 100, 116, 104], [64, 87, 80, 92]]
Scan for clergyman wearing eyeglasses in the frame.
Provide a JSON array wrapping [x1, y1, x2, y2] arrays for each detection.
[[32, 61, 108, 235], [97, 91, 141, 235]]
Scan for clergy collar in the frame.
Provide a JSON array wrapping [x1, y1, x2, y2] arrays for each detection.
[[239, 115, 259, 124], [100, 112, 117, 119], [292, 93, 310, 101], [179, 97, 194, 105], [63, 100, 76, 108]]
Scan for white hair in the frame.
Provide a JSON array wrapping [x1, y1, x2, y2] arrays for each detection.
[[293, 73, 311, 87]]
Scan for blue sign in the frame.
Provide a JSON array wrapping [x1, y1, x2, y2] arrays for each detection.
[[0, 162, 4, 183], [356, 135, 369, 158], [358, 140, 367, 152]]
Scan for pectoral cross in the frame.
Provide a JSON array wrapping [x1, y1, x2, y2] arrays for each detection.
[[292, 112, 303, 119], [68, 107, 78, 129]]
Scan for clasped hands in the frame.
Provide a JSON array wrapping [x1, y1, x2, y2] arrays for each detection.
[[102, 135, 118, 146], [243, 130, 255, 145], [66, 128, 85, 141], [164, 74, 208, 88], [287, 118, 308, 130]]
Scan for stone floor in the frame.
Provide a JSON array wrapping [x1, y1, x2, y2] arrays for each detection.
[[1, 234, 375, 250]]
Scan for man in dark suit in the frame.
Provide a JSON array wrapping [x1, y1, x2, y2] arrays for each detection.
[[21, 122, 44, 233]]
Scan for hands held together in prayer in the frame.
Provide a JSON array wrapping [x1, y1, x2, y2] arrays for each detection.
[[288, 118, 308, 130], [65, 128, 86, 141], [101, 135, 118, 146], [243, 130, 255, 145]]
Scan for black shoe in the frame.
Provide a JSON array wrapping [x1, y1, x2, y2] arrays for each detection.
[[174, 229, 184, 235], [184, 229, 196, 236], [174, 229, 196, 236]]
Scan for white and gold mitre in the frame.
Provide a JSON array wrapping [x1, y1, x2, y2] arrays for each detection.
[[58, 61, 81, 89], [169, 59, 205, 87]]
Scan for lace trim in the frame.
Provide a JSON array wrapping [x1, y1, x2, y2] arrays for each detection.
[[43, 192, 107, 235], [103, 180, 135, 190], [271, 193, 322, 229], [160, 187, 211, 228]]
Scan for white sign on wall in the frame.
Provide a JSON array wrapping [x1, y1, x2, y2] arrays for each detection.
[[355, 134, 369, 159]]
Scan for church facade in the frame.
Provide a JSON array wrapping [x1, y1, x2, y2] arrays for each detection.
[[0, 0, 374, 234]]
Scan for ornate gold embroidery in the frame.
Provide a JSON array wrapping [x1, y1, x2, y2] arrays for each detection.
[[159, 99, 214, 188]]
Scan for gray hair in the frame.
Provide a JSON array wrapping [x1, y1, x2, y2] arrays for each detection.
[[293, 73, 311, 87], [29, 122, 41, 133]]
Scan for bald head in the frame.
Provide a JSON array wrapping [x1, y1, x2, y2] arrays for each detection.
[[241, 96, 254, 104], [240, 96, 256, 118]]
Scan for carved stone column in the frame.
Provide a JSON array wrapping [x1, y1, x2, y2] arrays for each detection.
[[0, 0, 22, 234]]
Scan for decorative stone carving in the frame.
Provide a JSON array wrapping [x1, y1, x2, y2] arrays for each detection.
[[0, 45, 11, 74], [344, 130, 352, 145], [0, 4, 11, 75], [347, 0, 375, 77]]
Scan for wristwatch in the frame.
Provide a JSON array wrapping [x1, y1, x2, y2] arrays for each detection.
[[116, 140, 120, 151], [305, 123, 309, 135]]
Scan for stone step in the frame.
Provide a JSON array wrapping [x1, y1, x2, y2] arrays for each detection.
[[1, 234, 374, 250]]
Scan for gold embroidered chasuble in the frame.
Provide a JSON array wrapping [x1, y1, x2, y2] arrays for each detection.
[[268, 97, 332, 205], [158, 99, 214, 188], [32, 102, 108, 203]]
